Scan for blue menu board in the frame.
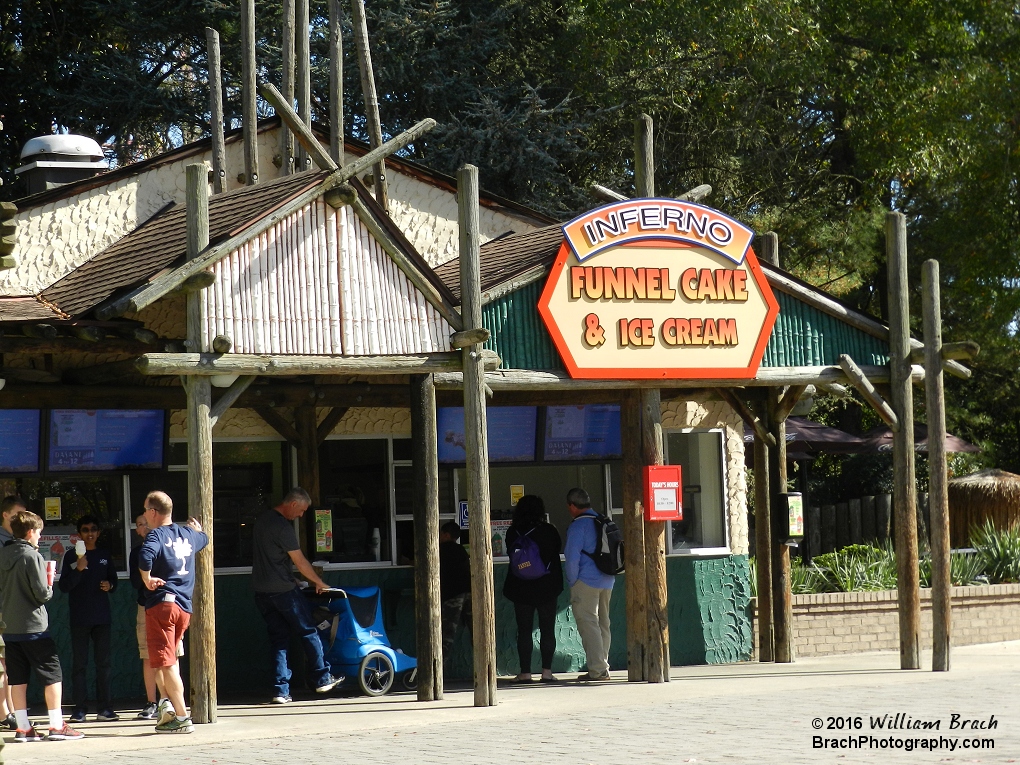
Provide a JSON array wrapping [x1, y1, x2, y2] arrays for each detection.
[[49, 410, 164, 471], [438, 407, 537, 463], [0, 410, 41, 473], [544, 405, 621, 460]]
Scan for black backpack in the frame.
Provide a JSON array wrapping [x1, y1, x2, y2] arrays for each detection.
[[577, 513, 625, 575]]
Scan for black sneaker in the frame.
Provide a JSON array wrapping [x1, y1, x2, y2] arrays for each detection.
[[3, 712, 17, 730], [69, 708, 87, 724], [96, 709, 120, 722], [137, 702, 158, 720]]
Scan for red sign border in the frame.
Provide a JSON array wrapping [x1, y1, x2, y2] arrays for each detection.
[[537, 239, 779, 380]]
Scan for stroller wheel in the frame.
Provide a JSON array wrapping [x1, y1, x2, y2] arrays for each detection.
[[401, 668, 417, 691], [358, 652, 394, 696]]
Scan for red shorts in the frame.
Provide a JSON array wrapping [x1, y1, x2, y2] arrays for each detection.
[[145, 601, 191, 669]]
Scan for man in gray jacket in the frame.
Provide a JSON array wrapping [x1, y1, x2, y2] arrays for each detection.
[[0, 510, 83, 742]]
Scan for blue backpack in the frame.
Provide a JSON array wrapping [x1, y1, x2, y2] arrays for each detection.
[[508, 528, 548, 580]]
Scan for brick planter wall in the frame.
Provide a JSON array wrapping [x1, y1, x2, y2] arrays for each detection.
[[752, 584, 1020, 658]]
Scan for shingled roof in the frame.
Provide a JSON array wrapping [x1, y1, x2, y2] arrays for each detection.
[[434, 223, 563, 303], [41, 170, 328, 317]]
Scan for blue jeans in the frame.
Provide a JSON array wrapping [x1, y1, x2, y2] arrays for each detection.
[[254, 588, 332, 697]]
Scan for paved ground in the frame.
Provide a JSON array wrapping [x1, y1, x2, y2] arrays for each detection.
[[5, 642, 1020, 764]]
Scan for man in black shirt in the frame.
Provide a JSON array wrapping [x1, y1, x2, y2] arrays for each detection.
[[439, 521, 471, 669], [252, 488, 341, 704]]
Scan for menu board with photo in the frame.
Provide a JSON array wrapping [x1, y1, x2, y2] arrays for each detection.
[[437, 407, 538, 463], [0, 410, 41, 473], [544, 405, 621, 460], [49, 410, 164, 471]]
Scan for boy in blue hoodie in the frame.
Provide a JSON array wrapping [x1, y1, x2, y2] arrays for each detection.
[[0, 510, 83, 742]]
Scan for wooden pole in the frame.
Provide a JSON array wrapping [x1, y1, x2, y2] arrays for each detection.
[[241, 0, 258, 185], [759, 232, 780, 268], [923, 259, 951, 672], [459, 165, 496, 707], [767, 389, 794, 663], [411, 374, 443, 700], [328, 0, 344, 165], [295, 405, 320, 507], [185, 164, 216, 723], [351, 0, 388, 210], [641, 389, 669, 682], [205, 28, 227, 194], [280, 0, 296, 175], [296, 0, 311, 172], [753, 396, 774, 662], [634, 112, 668, 682], [887, 211, 921, 670], [621, 389, 647, 681]]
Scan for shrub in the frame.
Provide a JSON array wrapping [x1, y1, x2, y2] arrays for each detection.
[[971, 521, 1020, 584], [812, 543, 897, 592]]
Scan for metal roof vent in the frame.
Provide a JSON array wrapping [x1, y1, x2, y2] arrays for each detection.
[[15, 135, 108, 195]]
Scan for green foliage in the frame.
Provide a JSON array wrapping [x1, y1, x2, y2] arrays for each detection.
[[812, 544, 898, 592], [971, 521, 1020, 584], [918, 551, 987, 587]]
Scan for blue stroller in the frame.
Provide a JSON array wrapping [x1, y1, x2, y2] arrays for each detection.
[[307, 586, 417, 696]]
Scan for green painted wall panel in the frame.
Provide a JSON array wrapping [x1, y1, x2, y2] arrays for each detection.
[[483, 280, 563, 372], [40, 554, 752, 701]]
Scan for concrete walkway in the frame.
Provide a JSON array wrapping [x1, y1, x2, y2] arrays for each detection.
[[7, 641, 1020, 764]]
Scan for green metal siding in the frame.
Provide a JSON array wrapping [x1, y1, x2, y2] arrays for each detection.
[[483, 281, 889, 371], [761, 291, 889, 367], [482, 279, 563, 371]]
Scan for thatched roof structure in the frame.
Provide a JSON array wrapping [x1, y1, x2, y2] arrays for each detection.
[[948, 469, 1020, 547]]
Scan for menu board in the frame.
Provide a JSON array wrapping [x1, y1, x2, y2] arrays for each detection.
[[0, 410, 41, 473], [49, 410, 164, 471], [437, 407, 538, 463], [544, 405, 621, 460]]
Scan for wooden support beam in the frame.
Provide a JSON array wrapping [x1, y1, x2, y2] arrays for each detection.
[[716, 388, 776, 447], [22, 324, 56, 340], [136, 350, 497, 377], [316, 406, 349, 443], [923, 260, 951, 672], [259, 83, 339, 173], [71, 326, 105, 343], [118, 327, 159, 345], [348, 196, 463, 331], [411, 373, 442, 701], [910, 340, 980, 363], [207, 375, 256, 426], [838, 355, 899, 431], [459, 164, 496, 707], [211, 335, 232, 354], [887, 211, 920, 671], [759, 232, 780, 267], [62, 360, 141, 386], [753, 395, 774, 663], [296, 0, 311, 171], [173, 272, 216, 295], [328, 0, 344, 165], [352, 0, 388, 210], [449, 328, 490, 349], [205, 28, 227, 194], [642, 388, 669, 683], [621, 389, 648, 681], [241, 0, 258, 185], [774, 384, 808, 423], [0, 335, 179, 355], [254, 406, 301, 448], [295, 404, 320, 510], [635, 114, 654, 197], [819, 382, 849, 398], [591, 184, 627, 202], [95, 118, 436, 321], [280, 0, 296, 175], [767, 389, 794, 664], [677, 184, 712, 202]]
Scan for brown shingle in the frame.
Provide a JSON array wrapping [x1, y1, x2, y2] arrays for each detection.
[[0, 297, 66, 322], [42, 170, 328, 317], [435, 224, 563, 303]]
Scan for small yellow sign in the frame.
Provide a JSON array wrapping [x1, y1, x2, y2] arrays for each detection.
[[44, 497, 61, 521], [510, 485, 525, 506]]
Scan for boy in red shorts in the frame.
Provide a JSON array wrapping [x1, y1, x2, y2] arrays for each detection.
[[0, 510, 83, 742], [138, 491, 208, 734]]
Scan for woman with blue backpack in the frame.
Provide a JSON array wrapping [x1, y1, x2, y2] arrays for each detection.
[[503, 495, 563, 683]]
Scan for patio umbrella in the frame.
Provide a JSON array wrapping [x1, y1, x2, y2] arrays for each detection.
[[743, 416, 869, 457], [860, 423, 980, 454]]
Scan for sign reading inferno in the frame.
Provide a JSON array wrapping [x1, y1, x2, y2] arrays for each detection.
[[537, 199, 779, 380]]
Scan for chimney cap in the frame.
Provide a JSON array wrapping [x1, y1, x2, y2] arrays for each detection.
[[20, 135, 104, 163]]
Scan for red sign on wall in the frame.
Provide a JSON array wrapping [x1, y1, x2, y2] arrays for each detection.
[[644, 464, 683, 522]]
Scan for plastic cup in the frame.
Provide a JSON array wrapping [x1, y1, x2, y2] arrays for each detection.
[[45, 560, 56, 586]]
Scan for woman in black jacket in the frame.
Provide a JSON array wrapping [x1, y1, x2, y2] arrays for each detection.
[[502, 495, 563, 682]]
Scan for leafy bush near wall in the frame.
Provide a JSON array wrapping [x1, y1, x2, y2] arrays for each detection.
[[971, 521, 1020, 583]]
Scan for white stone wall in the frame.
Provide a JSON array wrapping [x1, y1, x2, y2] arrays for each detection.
[[661, 394, 749, 556], [169, 405, 411, 440], [9, 127, 542, 297]]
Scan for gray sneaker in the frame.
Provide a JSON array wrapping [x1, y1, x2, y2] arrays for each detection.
[[155, 716, 194, 734], [156, 699, 175, 726]]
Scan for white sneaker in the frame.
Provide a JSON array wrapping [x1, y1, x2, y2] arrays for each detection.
[[156, 699, 175, 726]]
